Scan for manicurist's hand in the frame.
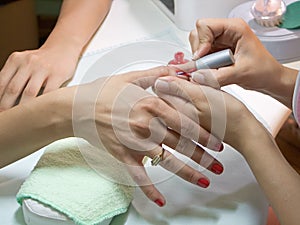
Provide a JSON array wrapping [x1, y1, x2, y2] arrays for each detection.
[[0, 45, 79, 111], [0, 0, 112, 111], [73, 67, 224, 207], [188, 18, 298, 107]]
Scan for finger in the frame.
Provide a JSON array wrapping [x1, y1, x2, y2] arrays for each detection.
[[0, 53, 21, 99], [191, 67, 236, 88], [190, 19, 217, 59], [149, 148, 211, 188], [155, 76, 227, 141], [189, 29, 211, 60], [43, 76, 65, 94], [191, 18, 243, 59], [190, 69, 221, 89], [19, 73, 47, 104], [121, 66, 176, 89], [148, 96, 223, 151], [125, 156, 166, 207], [189, 29, 200, 54], [163, 129, 224, 175], [0, 68, 30, 110]]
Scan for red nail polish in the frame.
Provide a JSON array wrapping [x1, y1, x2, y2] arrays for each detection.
[[197, 178, 210, 188], [154, 199, 164, 207], [218, 143, 224, 152], [211, 163, 224, 175]]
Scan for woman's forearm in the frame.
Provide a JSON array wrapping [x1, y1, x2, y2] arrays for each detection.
[[0, 87, 74, 168], [241, 123, 300, 225], [42, 0, 112, 55]]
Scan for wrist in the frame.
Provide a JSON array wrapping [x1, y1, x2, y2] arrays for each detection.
[[41, 30, 84, 58], [39, 87, 75, 139], [264, 66, 298, 108], [231, 112, 270, 156]]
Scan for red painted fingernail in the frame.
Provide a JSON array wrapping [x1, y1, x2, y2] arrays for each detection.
[[154, 199, 165, 207], [197, 178, 210, 188], [211, 163, 224, 175]]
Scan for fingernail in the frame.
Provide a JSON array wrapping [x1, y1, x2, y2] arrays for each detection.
[[197, 178, 210, 188], [216, 143, 224, 152], [191, 72, 205, 84], [154, 199, 165, 207], [192, 50, 200, 60], [211, 163, 224, 175], [155, 79, 170, 92]]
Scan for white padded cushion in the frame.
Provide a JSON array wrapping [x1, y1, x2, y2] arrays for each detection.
[[22, 199, 112, 225]]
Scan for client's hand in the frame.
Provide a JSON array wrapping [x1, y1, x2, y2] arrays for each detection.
[[153, 75, 269, 154], [73, 67, 224, 207]]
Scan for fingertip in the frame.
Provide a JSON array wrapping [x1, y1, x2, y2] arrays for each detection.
[[154, 77, 173, 93], [191, 72, 205, 84], [154, 198, 165, 207], [197, 177, 210, 188], [142, 184, 166, 207], [210, 162, 224, 175], [192, 50, 201, 60]]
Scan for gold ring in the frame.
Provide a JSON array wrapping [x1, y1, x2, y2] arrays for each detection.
[[151, 148, 165, 166]]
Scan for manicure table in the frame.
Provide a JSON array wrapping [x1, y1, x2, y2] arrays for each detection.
[[1, 0, 299, 225]]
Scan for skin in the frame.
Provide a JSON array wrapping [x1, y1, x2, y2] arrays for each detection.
[[187, 18, 298, 108], [0, 67, 223, 207], [154, 76, 300, 225], [0, 0, 112, 111], [154, 18, 300, 225]]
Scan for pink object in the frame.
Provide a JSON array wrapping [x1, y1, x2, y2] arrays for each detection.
[[168, 52, 191, 77], [293, 72, 300, 126], [168, 52, 189, 65]]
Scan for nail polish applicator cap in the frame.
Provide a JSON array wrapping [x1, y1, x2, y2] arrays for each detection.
[[195, 49, 235, 70]]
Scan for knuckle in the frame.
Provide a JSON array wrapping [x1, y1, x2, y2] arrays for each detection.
[[158, 66, 169, 75], [143, 187, 156, 200], [234, 18, 250, 34], [195, 19, 203, 29], [129, 118, 149, 133], [140, 97, 161, 112], [160, 155, 173, 169], [160, 154, 179, 172], [0, 79, 6, 90], [132, 172, 148, 186], [175, 137, 188, 153], [6, 83, 20, 95], [187, 171, 198, 184], [27, 53, 39, 65], [8, 51, 22, 62], [23, 86, 38, 97], [181, 121, 194, 137]]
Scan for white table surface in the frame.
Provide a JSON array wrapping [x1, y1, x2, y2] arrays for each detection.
[[1, 0, 299, 225]]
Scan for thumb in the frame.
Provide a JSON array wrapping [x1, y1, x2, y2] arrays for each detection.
[[121, 66, 176, 89]]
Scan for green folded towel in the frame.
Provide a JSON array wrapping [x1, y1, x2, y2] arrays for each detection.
[[16, 138, 135, 225]]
